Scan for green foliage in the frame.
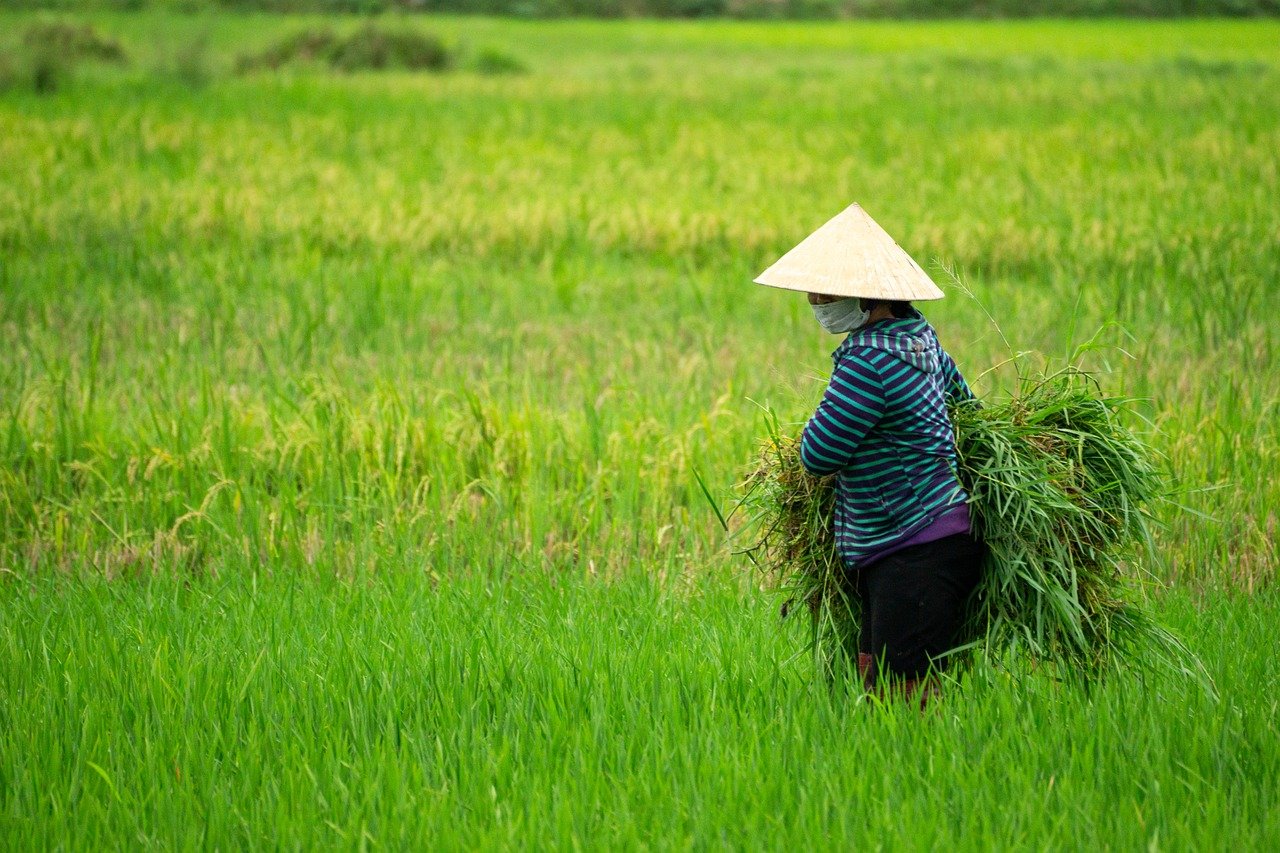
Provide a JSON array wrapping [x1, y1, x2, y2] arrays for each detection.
[[0, 14, 1278, 847], [951, 371, 1184, 678], [1, 15, 1277, 588], [3, 0, 1277, 14], [841, 0, 1280, 16], [1, 572, 1276, 848], [4, 19, 128, 93], [237, 24, 453, 72], [329, 23, 452, 70], [734, 417, 850, 681], [0, 50, 18, 90], [22, 20, 127, 63], [28, 41, 69, 91], [470, 45, 528, 74], [156, 32, 212, 87], [235, 27, 336, 71]]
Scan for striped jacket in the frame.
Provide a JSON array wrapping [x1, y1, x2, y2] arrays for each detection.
[[800, 310, 974, 568]]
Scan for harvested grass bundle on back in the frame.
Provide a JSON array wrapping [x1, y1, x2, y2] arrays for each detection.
[[737, 368, 1204, 687]]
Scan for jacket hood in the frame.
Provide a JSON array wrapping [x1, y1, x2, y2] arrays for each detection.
[[834, 312, 940, 374]]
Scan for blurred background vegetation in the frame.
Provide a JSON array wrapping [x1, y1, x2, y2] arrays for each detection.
[[2, 8, 1278, 847], [1, 0, 1277, 18]]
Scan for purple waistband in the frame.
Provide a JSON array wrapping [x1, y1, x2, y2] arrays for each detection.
[[856, 503, 972, 569]]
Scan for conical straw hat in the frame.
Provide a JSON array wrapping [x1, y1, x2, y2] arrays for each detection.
[[754, 203, 944, 301]]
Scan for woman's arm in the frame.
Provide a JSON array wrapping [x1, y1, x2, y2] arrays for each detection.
[[800, 354, 886, 477], [940, 349, 975, 405]]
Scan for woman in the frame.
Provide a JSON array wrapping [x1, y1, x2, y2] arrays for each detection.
[[755, 204, 983, 704]]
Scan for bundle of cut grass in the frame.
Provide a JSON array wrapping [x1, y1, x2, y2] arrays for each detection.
[[736, 368, 1204, 686]]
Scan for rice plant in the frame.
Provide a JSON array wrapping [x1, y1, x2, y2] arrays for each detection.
[[0, 12, 1273, 847]]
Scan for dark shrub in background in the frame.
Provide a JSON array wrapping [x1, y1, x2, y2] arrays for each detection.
[[9, 21, 130, 94], [329, 24, 451, 71], [471, 46, 528, 75], [23, 21, 129, 64], [235, 28, 337, 72], [237, 25, 454, 72]]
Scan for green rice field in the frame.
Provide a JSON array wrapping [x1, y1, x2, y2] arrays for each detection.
[[2, 13, 1279, 848]]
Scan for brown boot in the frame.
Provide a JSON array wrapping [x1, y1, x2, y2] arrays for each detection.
[[857, 653, 875, 690], [900, 675, 941, 711]]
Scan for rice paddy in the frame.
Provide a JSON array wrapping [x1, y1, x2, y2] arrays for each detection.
[[2, 12, 1279, 848]]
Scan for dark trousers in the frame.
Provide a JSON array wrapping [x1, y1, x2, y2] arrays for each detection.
[[855, 532, 985, 682]]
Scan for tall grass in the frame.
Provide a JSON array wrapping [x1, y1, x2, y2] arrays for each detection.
[[1, 572, 1278, 848], [1, 14, 1276, 589], [0, 14, 1278, 847]]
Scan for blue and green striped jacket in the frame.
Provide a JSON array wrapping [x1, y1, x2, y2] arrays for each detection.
[[800, 310, 974, 568]]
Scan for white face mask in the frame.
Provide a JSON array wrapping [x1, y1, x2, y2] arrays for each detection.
[[812, 298, 869, 335]]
